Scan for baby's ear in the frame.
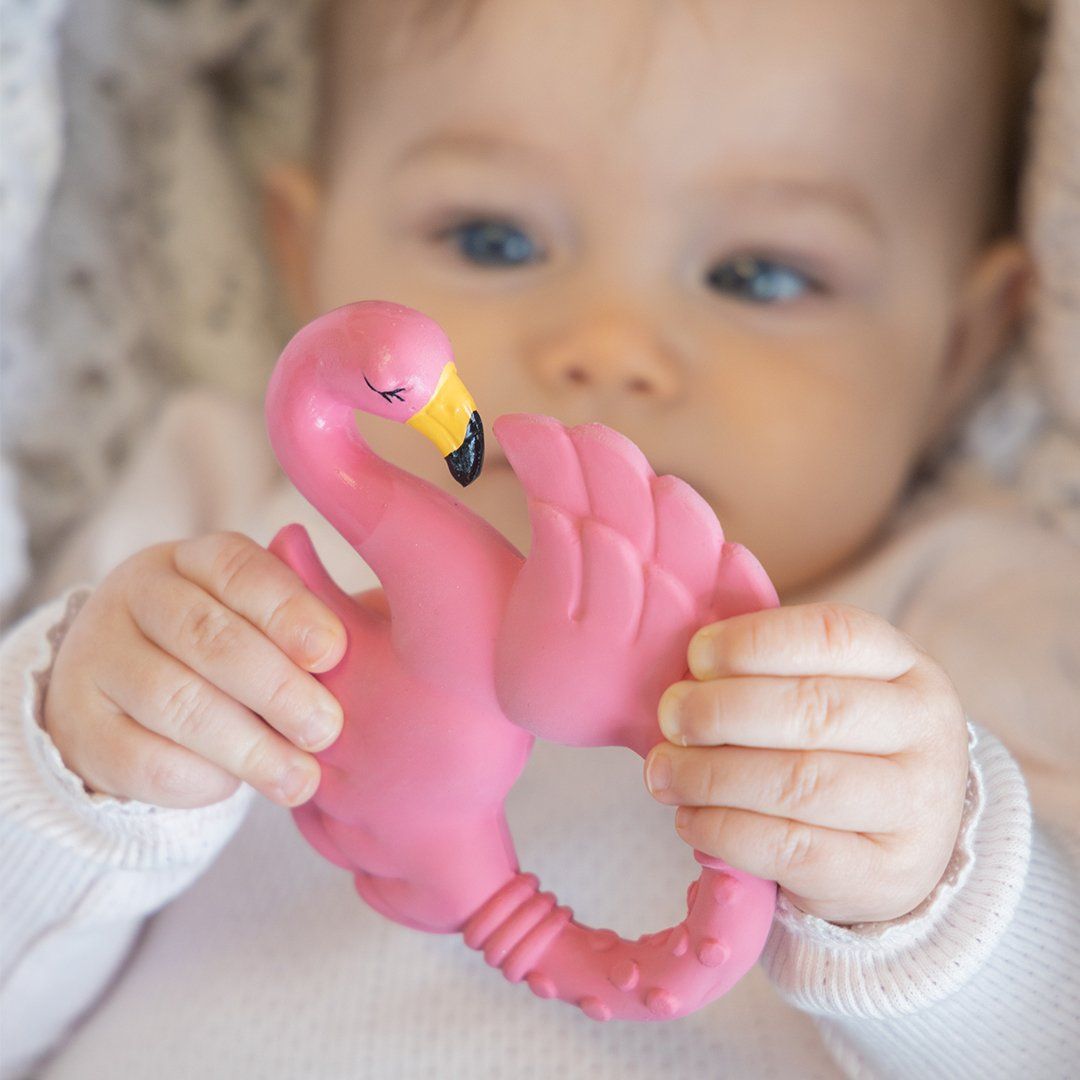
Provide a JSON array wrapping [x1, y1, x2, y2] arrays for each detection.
[[262, 162, 322, 325], [925, 238, 1033, 446]]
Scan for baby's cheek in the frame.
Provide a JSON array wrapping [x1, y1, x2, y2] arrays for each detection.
[[721, 390, 917, 594]]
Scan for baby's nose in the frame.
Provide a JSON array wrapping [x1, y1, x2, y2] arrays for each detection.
[[529, 314, 682, 404]]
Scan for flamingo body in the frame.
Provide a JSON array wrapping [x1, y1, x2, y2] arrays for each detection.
[[266, 301, 779, 1020]]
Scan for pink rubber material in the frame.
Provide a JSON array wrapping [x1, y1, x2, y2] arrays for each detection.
[[265, 300, 780, 1021]]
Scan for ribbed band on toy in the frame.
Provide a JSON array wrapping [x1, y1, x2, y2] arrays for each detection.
[[461, 862, 776, 1021]]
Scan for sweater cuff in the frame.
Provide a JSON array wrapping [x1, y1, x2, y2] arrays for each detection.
[[1, 586, 255, 872], [759, 720, 1032, 1018]]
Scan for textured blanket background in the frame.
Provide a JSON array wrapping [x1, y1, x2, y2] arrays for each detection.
[[1, 0, 1076, 618]]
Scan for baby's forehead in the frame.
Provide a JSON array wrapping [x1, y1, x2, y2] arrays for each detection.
[[323, 0, 1022, 109], [320, 0, 1026, 237]]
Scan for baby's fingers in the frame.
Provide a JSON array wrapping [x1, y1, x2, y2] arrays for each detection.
[[130, 545, 344, 754], [672, 804, 892, 921], [657, 674, 931, 755], [46, 643, 239, 810], [688, 602, 921, 681], [172, 532, 346, 673], [645, 744, 910, 834], [76, 711, 242, 811], [97, 620, 321, 808]]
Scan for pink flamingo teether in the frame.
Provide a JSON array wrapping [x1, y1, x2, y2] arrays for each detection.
[[265, 300, 779, 1021]]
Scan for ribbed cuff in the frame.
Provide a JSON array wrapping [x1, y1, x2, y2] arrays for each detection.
[[1, 586, 255, 872], [759, 720, 1032, 1019]]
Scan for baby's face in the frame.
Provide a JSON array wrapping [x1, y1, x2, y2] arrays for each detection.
[[278, 0, 1025, 596]]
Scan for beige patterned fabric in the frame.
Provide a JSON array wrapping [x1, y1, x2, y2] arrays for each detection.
[[0, 0, 317, 612], [1, 0, 1078, 615]]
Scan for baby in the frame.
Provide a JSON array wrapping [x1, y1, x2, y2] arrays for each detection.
[[46, 0, 1029, 908], [5, 0, 1077, 1076]]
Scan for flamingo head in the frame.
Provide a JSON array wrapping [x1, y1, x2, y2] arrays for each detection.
[[308, 300, 484, 486]]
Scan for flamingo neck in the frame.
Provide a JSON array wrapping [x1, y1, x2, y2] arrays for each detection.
[[266, 348, 522, 640], [266, 357, 398, 557]]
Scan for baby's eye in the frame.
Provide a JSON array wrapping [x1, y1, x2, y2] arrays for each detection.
[[441, 218, 542, 267], [705, 255, 820, 303]]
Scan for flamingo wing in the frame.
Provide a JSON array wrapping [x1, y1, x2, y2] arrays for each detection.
[[491, 413, 778, 757]]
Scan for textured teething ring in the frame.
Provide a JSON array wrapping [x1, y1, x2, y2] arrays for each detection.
[[266, 301, 779, 1021], [458, 859, 776, 1021]]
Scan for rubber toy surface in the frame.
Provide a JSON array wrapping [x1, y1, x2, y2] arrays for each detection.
[[265, 300, 780, 1021]]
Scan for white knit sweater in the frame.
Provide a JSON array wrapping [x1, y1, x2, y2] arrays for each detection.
[[0, 389, 1078, 1079]]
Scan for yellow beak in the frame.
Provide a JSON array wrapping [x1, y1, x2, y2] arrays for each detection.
[[406, 362, 485, 486]]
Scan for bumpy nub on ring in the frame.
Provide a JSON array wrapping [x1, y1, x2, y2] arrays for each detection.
[[461, 859, 776, 1022]]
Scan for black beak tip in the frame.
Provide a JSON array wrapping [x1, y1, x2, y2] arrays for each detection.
[[445, 412, 484, 487]]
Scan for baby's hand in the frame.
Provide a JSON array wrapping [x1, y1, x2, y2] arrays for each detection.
[[643, 603, 969, 925], [44, 532, 347, 810]]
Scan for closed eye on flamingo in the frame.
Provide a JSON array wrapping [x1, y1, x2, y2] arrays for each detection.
[[265, 299, 779, 1022]]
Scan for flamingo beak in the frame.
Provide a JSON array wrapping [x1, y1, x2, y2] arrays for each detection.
[[406, 362, 485, 486]]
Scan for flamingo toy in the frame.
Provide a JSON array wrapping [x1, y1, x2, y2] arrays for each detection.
[[265, 300, 779, 1021]]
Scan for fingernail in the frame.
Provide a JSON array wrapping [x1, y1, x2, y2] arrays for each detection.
[[658, 683, 692, 745], [675, 807, 693, 833], [646, 752, 672, 795], [303, 625, 340, 669], [300, 708, 340, 751], [688, 632, 715, 678], [278, 765, 318, 805]]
